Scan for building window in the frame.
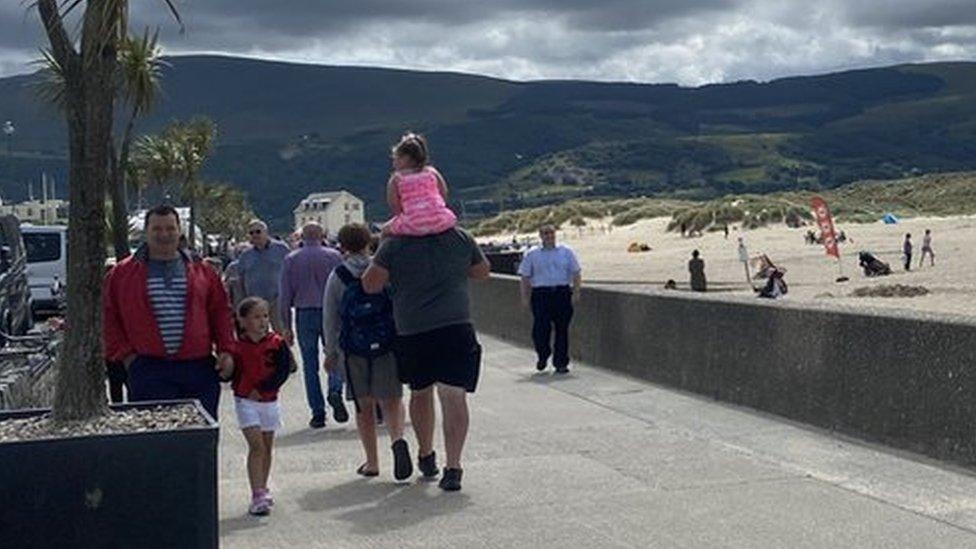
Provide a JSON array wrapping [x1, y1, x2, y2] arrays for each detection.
[[352, 203, 360, 211]]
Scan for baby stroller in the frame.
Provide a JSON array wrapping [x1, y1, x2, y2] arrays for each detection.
[[858, 252, 892, 277]]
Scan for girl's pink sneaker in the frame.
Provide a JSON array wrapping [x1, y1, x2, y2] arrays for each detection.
[[248, 495, 270, 516]]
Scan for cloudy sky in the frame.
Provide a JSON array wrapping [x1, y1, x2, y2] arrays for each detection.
[[1, 1, 974, 84]]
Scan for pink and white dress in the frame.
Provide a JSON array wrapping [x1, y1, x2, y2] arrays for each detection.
[[387, 167, 457, 236]]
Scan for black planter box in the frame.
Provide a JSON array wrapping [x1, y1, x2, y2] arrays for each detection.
[[0, 400, 218, 549]]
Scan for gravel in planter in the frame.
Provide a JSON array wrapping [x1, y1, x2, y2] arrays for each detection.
[[0, 404, 208, 443]]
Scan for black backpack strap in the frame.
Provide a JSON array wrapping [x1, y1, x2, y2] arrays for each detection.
[[334, 264, 357, 286]]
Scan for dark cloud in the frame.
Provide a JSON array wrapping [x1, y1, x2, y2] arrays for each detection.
[[0, 1, 973, 84], [842, 0, 976, 30]]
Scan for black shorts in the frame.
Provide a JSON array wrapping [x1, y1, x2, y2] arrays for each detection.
[[395, 323, 482, 393]]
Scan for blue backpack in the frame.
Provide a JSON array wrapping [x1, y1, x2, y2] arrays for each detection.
[[334, 265, 396, 359]]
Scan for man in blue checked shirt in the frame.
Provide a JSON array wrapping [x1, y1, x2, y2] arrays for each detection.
[[517, 225, 582, 374]]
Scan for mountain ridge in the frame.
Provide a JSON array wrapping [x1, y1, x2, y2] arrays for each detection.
[[0, 55, 973, 229]]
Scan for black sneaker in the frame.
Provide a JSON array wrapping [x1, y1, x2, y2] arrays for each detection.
[[418, 451, 439, 478], [392, 439, 413, 481], [328, 392, 349, 423], [554, 365, 570, 374], [439, 468, 463, 491], [309, 414, 326, 429], [536, 359, 547, 371]]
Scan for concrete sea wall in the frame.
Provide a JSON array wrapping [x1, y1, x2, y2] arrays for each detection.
[[471, 276, 976, 466]]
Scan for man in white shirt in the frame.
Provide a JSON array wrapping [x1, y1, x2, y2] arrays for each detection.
[[517, 225, 582, 374]]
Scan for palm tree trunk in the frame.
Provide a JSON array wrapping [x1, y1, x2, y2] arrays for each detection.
[[52, 43, 114, 421], [109, 109, 138, 261], [187, 175, 197, 250]]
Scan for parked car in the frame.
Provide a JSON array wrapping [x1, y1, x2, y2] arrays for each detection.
[[21, 224, 67, 317], [0, 216, 33, 339]]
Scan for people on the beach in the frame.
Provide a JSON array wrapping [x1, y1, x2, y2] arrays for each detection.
[[758, 268, 788, 299], [323, 224, 410, 480], [103, 205, 235, 419], [278, 222, 347, 429], [231, 297, 293, 516], [362, 225, 491, 491], [903, 233, 913, 271], [920, 229, 935, 267], [518, 225, 582, 374], [237, 220, 291, 332], [383, 133, 457, 236], [689, 250, 706, 292]]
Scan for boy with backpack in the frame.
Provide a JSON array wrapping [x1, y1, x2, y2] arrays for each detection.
[[323, 224, 412, 480]]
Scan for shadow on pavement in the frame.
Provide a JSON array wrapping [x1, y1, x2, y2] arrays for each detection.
[[298, 478, 472, 535], [219, 514, 269, 535], [274, 426, 362, 448], [515, 372, 578, 385]]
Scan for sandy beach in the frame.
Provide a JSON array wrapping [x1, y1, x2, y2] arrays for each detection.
[[487, 215, 976, 317]]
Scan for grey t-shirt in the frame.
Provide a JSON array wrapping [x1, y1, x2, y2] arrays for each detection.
[[373, 228, 487, 336]]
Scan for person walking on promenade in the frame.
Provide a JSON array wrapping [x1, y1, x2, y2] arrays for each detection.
[[903, 233, 913, 271], [324, 224, 411, 480], [279, 222, 348, 429], [362, 227, 491, 491], [518, 225, 582, 374], [919, 229, 935, 268], [238, 220, 291, 332], [103, 205, 235, 419], [231, 297, 293, 516], [689, 250, 707, 292]]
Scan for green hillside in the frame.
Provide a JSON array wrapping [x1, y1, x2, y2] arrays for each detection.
[[1, 56, 974, 230]]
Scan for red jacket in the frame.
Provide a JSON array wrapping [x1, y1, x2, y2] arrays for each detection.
[[231, 332, 292, 401], [103, 246, 236, 362]]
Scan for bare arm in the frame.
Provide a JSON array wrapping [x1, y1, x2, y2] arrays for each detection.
[[468, 258, 491, 279], [520, 276, 532, 307], [362, 263, 390, 294], [431, 167, 449, 200], [387, 174, 402, 215]]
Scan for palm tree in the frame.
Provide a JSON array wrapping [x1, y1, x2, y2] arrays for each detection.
[[166, 117, 216, 249], [34, 0, 181, 422], [109, 29, 166, 261]]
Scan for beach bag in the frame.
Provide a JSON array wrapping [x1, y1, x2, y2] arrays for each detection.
[[334, 265, 396, 359]]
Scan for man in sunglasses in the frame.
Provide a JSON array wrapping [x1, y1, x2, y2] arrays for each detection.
[[237, 220, 291, 333]]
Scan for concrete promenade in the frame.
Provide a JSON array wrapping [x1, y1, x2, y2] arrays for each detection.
[[218, 334, 976, 548]]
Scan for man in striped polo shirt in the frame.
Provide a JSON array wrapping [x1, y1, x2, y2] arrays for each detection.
[[104, 205, 236, 419]]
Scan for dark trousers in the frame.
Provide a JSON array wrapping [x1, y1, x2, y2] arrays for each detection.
[[127, 356, 221, 419], [106, 360, 128, 403], [531, 286, 574, 368], [904, 252, 912, 271]]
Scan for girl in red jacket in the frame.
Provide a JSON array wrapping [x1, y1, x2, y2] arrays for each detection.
[[232, 297, 293, 516]]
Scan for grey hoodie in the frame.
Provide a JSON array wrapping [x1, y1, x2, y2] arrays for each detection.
[[322, 253, 371, 361]]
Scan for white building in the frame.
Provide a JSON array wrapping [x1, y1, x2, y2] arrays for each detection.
[[0, 198, 68, 225], [294, 191, 364, 237]]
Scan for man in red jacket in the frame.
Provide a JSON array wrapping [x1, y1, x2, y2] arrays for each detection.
[[103, 205, 236, 419]]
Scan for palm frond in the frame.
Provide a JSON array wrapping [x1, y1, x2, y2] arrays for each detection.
[[30, 48, 69, 111]]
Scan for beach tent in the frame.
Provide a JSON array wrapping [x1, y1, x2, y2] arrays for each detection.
[[882, 213, 899, 225]]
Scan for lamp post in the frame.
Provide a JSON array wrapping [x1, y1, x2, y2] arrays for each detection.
[[2, 121, 13, 156]]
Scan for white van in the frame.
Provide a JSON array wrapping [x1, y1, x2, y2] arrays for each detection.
[[21, 224, 67, 316]]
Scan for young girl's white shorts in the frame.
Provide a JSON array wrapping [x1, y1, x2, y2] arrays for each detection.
[[234, 397, 283, 432]]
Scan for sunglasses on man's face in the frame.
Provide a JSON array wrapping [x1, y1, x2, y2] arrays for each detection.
[[249, 229, 264, 235]]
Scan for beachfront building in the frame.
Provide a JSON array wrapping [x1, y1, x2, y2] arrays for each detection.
[[293, 190, 364, 237], [0, 198, 69, 225]]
